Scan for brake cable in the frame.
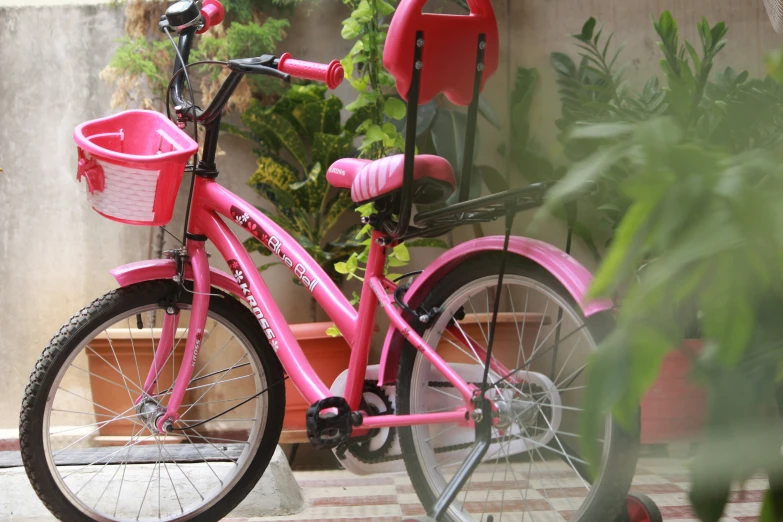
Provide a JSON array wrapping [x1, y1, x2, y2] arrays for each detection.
[[162, 27, 204, 294], [163, 59, 229, 122]]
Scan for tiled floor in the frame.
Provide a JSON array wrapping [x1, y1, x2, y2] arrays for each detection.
[[228, 458, 766, 522]]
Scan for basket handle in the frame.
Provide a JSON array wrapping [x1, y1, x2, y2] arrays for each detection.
[[77, 149, 105, 195]]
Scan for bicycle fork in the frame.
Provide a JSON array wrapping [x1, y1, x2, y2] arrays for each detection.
[[134, 240, 212, 433]]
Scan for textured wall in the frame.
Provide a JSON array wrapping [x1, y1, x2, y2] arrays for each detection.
[[0, 1, 353, 430]]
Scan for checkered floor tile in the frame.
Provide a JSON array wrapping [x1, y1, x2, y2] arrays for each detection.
[[226, 458, 766, 522]]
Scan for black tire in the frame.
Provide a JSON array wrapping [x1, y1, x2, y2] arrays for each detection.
[[19, 280, 285, 522], [396, 253, 639, 522]]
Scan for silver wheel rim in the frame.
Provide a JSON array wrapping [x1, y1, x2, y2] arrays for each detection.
[[409, 274, 613, 522], [42, 303, 269, 521]]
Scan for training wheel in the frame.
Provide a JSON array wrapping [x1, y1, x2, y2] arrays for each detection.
[[626, 492, 663, 522]]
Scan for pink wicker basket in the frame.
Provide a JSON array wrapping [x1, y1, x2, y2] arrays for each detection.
[[74, 110, 198, 226]]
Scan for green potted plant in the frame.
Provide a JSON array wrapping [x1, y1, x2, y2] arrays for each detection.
[[527, 12, 772, 445], [548, 14, 783, 522]]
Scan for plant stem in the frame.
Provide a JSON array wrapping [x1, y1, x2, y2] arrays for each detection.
[[367, 6, 386, 159]]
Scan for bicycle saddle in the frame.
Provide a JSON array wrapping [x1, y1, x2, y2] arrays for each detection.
[[326, 154, 455, 205]]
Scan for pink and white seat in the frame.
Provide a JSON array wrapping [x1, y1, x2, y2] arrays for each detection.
[[326, 154, 455, 205]]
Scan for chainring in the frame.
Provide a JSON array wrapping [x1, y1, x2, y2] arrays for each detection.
[[346, 382, 397, 464]]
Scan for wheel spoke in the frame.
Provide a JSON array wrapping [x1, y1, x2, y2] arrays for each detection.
[[407, 272, 610, 522], [53, 403, 143, 457], [178, 353, 248, 419], [160, 434, 184, 515], [127, 318, 144, 400], [69, 364, 145, 397], [178, 431, 224, 486], [93, 425, 141, 510], [61, 432, 156, 481]]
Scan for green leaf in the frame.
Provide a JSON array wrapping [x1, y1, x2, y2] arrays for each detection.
[[479, 165, 508, 194], [392, 243, 410, 262], [700, 261, 755, 367], [550, 52, 577, 77], [349, 39, 364, 56], [384, 97, 407, 120], [248, 156, 300, 210], [575, 17, 597, 43], [364, 124, 387, 144], [242, 107, 308, 169], [478, 96, 501, 129], [326, 325, 342, 337], [220, 122, 255, 142], [258, 262, 280, 272], [312, 133, 352, 171], [547, 143, 627, 207], [431, 109, 476, 173], [341, 18, 362, 40], [351, 0, 373, 22], [376, 0, 396, 16], [589, 197, 658, 298], [568, 122, 634, 140]]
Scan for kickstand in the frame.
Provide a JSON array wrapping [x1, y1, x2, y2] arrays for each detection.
[[426, 205, 515, 522]]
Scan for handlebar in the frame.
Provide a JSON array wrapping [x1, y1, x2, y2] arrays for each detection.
[[197, 0, 224, 34], [277, 53, 344, 90], [164, 0, 344, 122]]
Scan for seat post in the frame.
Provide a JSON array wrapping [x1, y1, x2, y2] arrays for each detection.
[[458, 33, 487, 203], [394, 31, 424, 238]]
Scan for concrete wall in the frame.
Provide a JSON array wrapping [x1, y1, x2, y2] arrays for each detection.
[[0, 0, 355, 430], [0, 0, 779, 430]]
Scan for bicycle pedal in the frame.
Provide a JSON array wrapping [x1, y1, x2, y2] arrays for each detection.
[[305, 396, 355, 450]]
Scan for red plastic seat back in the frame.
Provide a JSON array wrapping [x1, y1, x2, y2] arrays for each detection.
[[384, 0, 499, 106]]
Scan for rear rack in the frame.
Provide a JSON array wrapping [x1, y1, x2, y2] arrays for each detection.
[[413, 183, 554, 228]]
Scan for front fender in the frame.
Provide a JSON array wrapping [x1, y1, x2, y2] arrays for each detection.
[[110, 259, 243, 297], [377, 236, 613, 385]]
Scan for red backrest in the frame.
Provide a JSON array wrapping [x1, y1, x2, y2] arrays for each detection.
[[384, 0, 499, 106]]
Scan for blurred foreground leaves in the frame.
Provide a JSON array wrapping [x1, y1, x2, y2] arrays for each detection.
[[547, 12, 783, 522]]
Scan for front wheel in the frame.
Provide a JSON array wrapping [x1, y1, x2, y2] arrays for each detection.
[[396, 253, 639, 522], [19, 280, 285, 522]]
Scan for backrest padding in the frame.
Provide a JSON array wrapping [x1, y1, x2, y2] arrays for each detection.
[[384, 0, 499, 106]]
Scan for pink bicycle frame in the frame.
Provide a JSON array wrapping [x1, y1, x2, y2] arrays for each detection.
[[149, 175, 479, 432]]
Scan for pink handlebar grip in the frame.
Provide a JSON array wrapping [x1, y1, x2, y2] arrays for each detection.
[[197, 0, 225, 34], [277, 53, 345, 90]]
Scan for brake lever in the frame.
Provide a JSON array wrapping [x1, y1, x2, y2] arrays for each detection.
[[227, 57, 291, 82]]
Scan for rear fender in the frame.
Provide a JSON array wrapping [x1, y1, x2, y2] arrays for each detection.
[[111, 259, 242, 296], [376, 236, 613, 385]]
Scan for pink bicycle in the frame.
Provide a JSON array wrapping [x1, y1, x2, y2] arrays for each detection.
[[19, 0, 639, 520]]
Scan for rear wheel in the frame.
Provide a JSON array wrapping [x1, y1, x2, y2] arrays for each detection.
[[19, 280, 285, 521], [396, 253, 639, 522]]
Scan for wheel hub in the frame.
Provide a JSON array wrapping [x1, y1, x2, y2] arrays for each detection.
[[490, 371, 563, 451], [136, 398, 166, 434], [495, 395, 539, 429]]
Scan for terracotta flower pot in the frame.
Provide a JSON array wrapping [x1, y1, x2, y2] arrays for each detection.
[[640, 339, 706, 444], [86, 328, 192, 438]]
